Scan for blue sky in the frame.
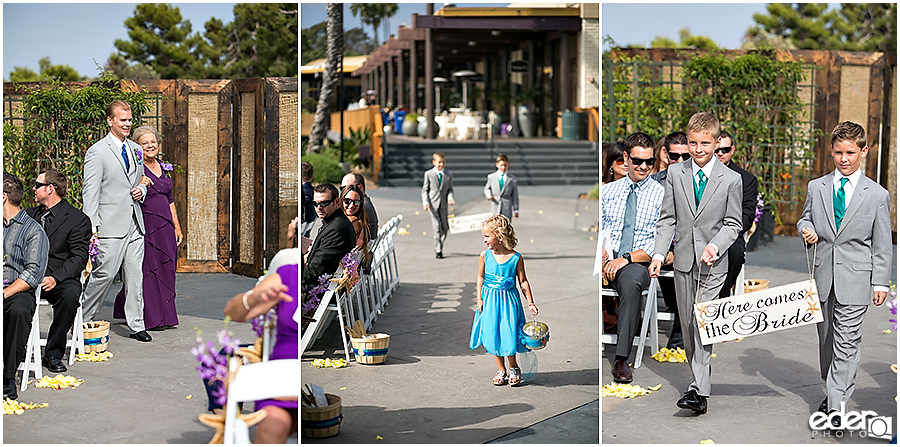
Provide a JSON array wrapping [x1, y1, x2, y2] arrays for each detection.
[[602, 3, 843, 51], [3, 3, 236, 79]]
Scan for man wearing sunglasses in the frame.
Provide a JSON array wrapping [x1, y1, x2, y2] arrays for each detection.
[[601, 132, 665, 384], [714, 130, 758, 299], [302, 183, 355, 295], [651, 131, 690, 184]]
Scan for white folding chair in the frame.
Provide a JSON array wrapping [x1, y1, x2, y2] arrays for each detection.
[[17, 285, 43, 392], [300, 281, 351, 363], [223, 357, 300, 444], [601, 270, 675, 368]]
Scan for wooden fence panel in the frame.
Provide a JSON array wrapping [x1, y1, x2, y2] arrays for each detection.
[[232, 79, 266, 278], [265, 78, 299, 267]]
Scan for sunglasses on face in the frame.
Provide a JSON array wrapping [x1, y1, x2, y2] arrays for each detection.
[[714, 146, 733, 155], [627, 156, 656, 167], [312, 199, 334, 208], [343, 198, 361, 207], [33, 181, 53, 189], [614, 157, 625, 165], [668, 152, 691, 161]]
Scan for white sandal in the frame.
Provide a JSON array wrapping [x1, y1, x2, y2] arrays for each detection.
[[493, 370, 507, 386], [508, 367, 522, 386]]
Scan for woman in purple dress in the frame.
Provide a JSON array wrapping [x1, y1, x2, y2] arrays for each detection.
[[114, 126, 183, 331], [223, 253, 299, 443]]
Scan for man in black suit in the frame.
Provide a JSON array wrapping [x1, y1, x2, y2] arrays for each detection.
[[715, 130, 759, 298], [25, 168, 92, 373], [302, 183, 356, 295]]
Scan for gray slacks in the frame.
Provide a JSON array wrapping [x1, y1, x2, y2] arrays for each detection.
[[611, 262, 651, 358], [674, 264, 726, 397], [818, 287, 867, 412], [82, 221, 145, 333], [430, 206, 449, 254]]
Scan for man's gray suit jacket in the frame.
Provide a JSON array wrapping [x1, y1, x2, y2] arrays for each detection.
[[82, 133, 147, 237], [483, 171, 519, 218]]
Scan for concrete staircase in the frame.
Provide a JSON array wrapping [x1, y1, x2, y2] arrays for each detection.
[[379, 135, 599, 187]]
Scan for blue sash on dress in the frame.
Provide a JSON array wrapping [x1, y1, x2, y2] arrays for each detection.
[[483, 272, 515, 290]]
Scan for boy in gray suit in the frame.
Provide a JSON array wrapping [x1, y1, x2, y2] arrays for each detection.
[[422, 152, 455, 259], [797, 121, 891, 417], [649, 112, 743, 415], [484, 154, 519, 220]]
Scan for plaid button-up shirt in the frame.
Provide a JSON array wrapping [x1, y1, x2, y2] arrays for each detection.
[[3, 208, 49, 290], [601, 175, 665, 257]]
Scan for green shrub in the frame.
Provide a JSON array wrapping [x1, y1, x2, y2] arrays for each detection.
[[585, 182, 600, 199], [302, 153, 344, 184]]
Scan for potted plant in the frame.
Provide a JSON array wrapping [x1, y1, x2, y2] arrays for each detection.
[[514, 86, 540, 138], [416, 111, 440, 138], [402, 112, 419, 136], [487, 88, 512, 135]]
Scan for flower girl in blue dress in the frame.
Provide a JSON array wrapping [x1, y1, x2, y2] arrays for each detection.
[[470, 215, 539, 386]]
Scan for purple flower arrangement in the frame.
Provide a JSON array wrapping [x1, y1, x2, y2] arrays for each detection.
[[88, 239, 100, 265], [160, 161, 174, 172], [192, 323, 241, 406], [889, 285, 897, 331], [753, 194, 764, 224], [134, 147, 143, 166], [301, 248, 362, 316], [250, 309, 277, 338]]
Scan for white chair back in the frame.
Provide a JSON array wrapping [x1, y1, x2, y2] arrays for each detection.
[[223, 357, 300, 444]]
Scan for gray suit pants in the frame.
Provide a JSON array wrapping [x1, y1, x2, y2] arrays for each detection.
[[611, 262, 650, 358], [674, 265, 726, 397], [83, 220, 145, 333], [818, 287, 867, 412], [430, 207, 449, 253]]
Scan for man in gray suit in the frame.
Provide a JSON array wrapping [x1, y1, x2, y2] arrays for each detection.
[[421, 152, 454, 258], [483, 153, 519, 220], [82, 100, 151, 342], [797, 121, 891, 417], [649, 112, 742, 415]]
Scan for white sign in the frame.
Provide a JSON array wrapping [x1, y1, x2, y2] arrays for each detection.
[[449, 213, 493, 234], [694, 279, 823, 345]]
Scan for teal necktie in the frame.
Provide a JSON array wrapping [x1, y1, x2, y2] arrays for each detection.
[[438, 172, 443, 187], [499, 174, 504, 192], [834, 177, 848, 230], [694, 170, 707, 208]]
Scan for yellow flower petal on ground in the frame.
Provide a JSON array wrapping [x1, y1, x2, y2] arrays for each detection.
[[423, 231, 427, 236], [376, 435, 383, 440], [530, 239, 534, 243], [340, 387, 347, 391], [700, 439, 715, 444], [884, 329, 892, 334], [575, 212, 579, 217], [711, 353, 717, 358], [186, 395, 192, 400], [538, 210, 544, 214], [589, 237, 594, 241], [415, 211, 419, 215], [648, 384, 662, 391]]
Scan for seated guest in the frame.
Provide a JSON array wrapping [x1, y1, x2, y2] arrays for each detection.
[[3, 172, 49, 399], [302, 184, 355, 294], [340, 184, 371, 262], [224, 255, 298, 443], [301, 162, 315, 238], [341, 172, 378, 242], [600, 132, 665, 383], [25, 168, 91, 373], [602, 141, 628, 184]]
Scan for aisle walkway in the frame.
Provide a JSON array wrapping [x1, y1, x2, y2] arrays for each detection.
[[301, 185, 601, 443]]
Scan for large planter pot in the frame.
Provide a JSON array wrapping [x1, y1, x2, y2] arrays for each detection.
[[489, 111, 507, 135], [519, 112, 537, 138], [401, 117, 418, 136], [417, 118, 439, 138]]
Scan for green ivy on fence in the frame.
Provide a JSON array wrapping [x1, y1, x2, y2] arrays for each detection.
[[603, 49, 820, 223], [3, 72, 152, 210]]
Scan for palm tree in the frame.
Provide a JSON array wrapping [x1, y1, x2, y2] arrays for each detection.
[[350, 3, 399, 47], [308, 3, 343, 154]]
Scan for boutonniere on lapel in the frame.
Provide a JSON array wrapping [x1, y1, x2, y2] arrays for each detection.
[[132, 144, 143, 166], [160, 161, 174, 172]]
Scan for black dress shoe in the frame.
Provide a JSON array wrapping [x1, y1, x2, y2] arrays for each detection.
[[817, 397, 828, 414], [676, 390, 708, 414], [612, 359, 633, 383], [42, 356, 67, 373], [436, 252, 443, 259], [130, 331, 152, 342], [4, 377, 17, 401]]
